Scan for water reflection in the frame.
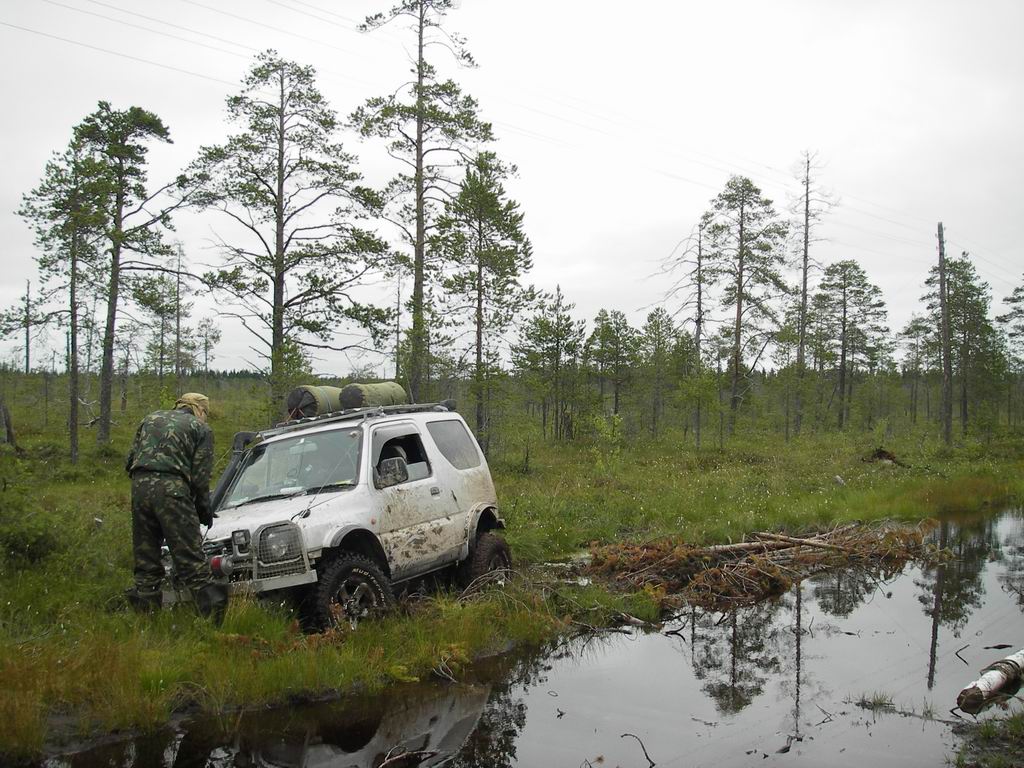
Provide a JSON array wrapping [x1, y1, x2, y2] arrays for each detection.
[[691, 601, 783, 714], [58, 683, 493, 768], [1000, 512, 1024, 609], [54, 511, 1024, 768]]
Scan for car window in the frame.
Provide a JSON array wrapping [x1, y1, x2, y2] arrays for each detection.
[[426, 420, 481, 470], [222, 429, 362, 508], [372, 427, 431, 487]]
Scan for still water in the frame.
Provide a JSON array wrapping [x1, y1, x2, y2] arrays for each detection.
[[49, 511, 1024, 767]]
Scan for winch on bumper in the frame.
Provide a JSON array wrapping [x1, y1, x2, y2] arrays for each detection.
[[162, 522, 317, 604]]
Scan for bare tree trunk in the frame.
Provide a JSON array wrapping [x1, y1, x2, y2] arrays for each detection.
[[98, 162, 126, 444], [174, 248, 182, 393], [960, 336, 969, 437], [795, 153, 811, 435], [729, 199, 746, 432], [271, 68, 288, 413], [837, 289, 848, 430], [68, 232, 80, 464], [0, 398, 15, 448], [120, 352, 129, 413], [23, 280, 31, 374], [409, 0, 428, 403], [938, 222, 953, 445], [474, 221, 485, 439], [694, 222, 704, 449]]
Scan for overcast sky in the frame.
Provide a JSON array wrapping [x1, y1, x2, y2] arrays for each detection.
[[1, 0, 1022, 375]]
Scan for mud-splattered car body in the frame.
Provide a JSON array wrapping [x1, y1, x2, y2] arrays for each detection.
[[165, 404, 506, 618]]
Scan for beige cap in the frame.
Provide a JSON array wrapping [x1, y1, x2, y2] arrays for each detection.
[[176, 392, 210, 420]]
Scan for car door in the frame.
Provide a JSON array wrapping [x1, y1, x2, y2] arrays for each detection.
[[423, 418, 491, 547], [370, 422, 462, 580]]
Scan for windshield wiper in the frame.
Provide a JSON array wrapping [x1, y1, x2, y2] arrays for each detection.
[[227, 488, 305, 508], [304, 481, 355, 495]]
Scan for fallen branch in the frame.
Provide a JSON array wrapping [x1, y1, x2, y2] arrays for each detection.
[[752, 531, 856, 554], [621, 732, 656, 767], [587, 522, 931, 609]]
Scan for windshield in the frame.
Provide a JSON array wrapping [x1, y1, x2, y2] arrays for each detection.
[[222, 427, 362, 509]]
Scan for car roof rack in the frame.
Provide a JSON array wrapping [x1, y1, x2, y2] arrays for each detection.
[[261, 400, 456, 440]]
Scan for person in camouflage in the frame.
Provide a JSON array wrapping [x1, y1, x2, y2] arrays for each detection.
[[125, 393, 227, 622]]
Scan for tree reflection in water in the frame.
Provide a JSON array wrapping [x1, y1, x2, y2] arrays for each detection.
[[915, 517, 1000, 688], [691, 600, 783, 714], [998, 512, 1024, 609]]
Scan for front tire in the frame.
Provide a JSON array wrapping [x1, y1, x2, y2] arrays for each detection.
[[460, 532, 512, 587], [312, 553, 394, 630]]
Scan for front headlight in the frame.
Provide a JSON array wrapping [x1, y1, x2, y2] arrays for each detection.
[[261, 526, 300, 562], [232, 529, 251, 553]]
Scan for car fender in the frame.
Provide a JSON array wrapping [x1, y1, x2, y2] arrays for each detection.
[[465, 504, 505, 556], [325, 523, 373, 549], [321, 524, 391, 574]]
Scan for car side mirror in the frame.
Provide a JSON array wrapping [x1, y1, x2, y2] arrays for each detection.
[[377, 456, 409, 488]]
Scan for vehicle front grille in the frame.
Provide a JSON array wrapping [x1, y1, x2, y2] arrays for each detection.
[[254, 523, 309, 579]]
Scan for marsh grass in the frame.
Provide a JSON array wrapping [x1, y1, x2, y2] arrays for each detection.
[[956, 709, 1024, 768], [854, 691, 896, 711], [0, 394, 1021, 760]]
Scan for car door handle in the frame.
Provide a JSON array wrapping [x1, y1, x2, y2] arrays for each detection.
[[430, 486, 441, 496]]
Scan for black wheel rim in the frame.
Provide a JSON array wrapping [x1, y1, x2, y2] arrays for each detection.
[[330, 574, 380, 630]]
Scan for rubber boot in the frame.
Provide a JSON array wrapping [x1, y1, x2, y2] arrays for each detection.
[[125, 587, 163, 614], [195, 583, 229, 626]]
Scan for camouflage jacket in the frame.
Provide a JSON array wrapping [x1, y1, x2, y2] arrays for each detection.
[[126, 408, 214, 519]]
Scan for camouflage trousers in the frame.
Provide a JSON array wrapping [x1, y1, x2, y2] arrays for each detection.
[[131, 472, 211, 595]]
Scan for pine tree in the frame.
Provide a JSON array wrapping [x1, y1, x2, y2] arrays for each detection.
[[705, 176, 789, 431], [997, 272, 1024, 429], [638, 308, 676, 436], [512, 286, 585, 441], [15, 136, 108, 462], [789, 151, 834, 435], [815, 259, 886, 429], [353, 0, 492, 402], [433, 152, 533, 440], [196, 317, 222, 390], [194, 51, 390, 412], [899, 315, 931, 425], [585, 309, 637, 417], [924, 253, 999, 435], [661, 212, 715, 442], [75, 101, 190, 443]]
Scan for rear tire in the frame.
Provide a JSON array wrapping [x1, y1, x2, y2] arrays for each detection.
[[460, 532, 512, 587], [312, 552, 394, 630]]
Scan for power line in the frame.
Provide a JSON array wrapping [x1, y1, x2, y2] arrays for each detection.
[[6, 7, 1018, 299], [40, 0, 251, 61], [50, 1, 1017, 283], [189, 0, 1022, 283], [80, 0, 257, 53], [0, 20, 238, 86], [176, 0, 361, 56], [46, 0, 379, 88], [261, 0, 355, 31]]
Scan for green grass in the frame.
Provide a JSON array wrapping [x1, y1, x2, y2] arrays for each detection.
[[0, 390, 1022, 761], [496, 430, 1023, 562], [956, 709, 1024, 768], [854, 691, 896, 712]]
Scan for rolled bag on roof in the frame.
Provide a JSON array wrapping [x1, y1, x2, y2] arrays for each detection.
[[285, 382, 408, 418]]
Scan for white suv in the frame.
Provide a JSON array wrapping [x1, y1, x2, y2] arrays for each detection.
[[175, 403, 510, 628]]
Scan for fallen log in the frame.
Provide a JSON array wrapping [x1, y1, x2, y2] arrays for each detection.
[[704, 539, 794, 555], [587, 521, 932, 610], [752, 531, 856, 554], [957, 649, 1024, 715]]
